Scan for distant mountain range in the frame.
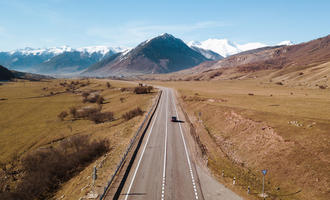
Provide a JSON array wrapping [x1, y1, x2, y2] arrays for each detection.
[[0, 33, 293, 76], [0, 46, 125, 74], [187, 39, 293, 57]]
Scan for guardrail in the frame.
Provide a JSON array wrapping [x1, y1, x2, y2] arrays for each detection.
[[99, 90, 162, 200]]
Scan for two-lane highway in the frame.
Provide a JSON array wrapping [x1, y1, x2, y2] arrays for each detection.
[[117, 88, 202, 200]]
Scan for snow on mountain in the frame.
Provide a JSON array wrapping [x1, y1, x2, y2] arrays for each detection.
[[8, 45, 126, 56], [188, 39, 267, 57], [9, 46, 73, 56], [77, 46, 111, 55], [277, 40, 293, 46]]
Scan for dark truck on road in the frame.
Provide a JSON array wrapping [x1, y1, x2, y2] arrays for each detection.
[[171, 116, 177, 122]]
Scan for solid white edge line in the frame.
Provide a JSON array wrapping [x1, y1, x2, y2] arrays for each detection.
[[161, 89, 168, 200], [171, 89, 199, 200], [124, 90, 164, 200]]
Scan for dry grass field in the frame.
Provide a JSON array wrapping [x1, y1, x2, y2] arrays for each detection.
[[150, 79, 330, 200], [0, 79, 156, 199]]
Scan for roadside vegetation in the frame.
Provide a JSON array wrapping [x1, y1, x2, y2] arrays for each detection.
[[2, 135, 109, 200]]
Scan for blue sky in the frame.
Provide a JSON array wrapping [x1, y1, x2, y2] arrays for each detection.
[[0, 0, 329, 51]]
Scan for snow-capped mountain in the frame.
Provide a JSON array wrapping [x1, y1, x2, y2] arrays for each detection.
[[9, 46, 73, 56], [9, 46, 125, 57], [187, 39, 293, 57], [0, 46, 126, 73], [84, 33, 209, 76]]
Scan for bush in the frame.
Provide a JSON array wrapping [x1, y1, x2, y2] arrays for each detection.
[[89, 112, 114, 124], [69, 107, 77, 118], [69, 106, 114, 124], [82, 92, 90, 98], [11, 135, 110, 200], [319, 85, 327, 89], [120, 87, 131, 92], [133, 86, 153, 94], [122, 107, 143, 121], [57, 111, 68, 121], [106, 82, 111, 88], [120, 97, 125, 103], [76, 107, 99, 119], [87, 93, 101, 103], [96, 96, 105, 105]]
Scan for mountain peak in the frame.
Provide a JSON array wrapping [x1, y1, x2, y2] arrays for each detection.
[[159, 33, 174, 38], [151, 33, 177, 42]]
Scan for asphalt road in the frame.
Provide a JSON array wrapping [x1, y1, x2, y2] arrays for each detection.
[[116, 87, 242, 200]]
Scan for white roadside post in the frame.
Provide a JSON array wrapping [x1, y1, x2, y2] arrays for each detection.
[[261, 169, 267, 198]]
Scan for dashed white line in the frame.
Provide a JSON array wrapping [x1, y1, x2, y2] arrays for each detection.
[[171, 89, 199, 200], [161, 89, 168, 200], [124, 91, 164, 200]]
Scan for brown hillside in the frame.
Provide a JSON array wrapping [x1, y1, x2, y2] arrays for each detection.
[[177, 35, 330, 82]]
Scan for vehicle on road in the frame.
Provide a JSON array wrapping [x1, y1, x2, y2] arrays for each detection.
[[171, 116, 177, 122]]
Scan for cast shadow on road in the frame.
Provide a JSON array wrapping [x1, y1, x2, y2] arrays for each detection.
[[173, 120, 185, 123]]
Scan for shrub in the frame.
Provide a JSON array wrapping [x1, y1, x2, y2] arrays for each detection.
[[57, 111, 68, 121], [69, 107, 77, 118], [319, 85, 327, 89], [147, 86, 153, 92], [89, 112, 114, 124], [69, 106, 114, 124], [12, 135, 110, 200], [96, 96, 105, 105], [87, 93, 100, 103], [120, 97, 125, 103], [120, 87, 130, 92], [82, 92, 90, 98], [76, 107, 99, 119], [134, 86, 153, 94], [122, 107, 143, 121], [106, 82, 111, 88]]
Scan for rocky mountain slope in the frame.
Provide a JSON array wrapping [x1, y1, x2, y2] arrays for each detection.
[[83, 33, 209, 76], [177, 35, 330, 83], [190, 46, 223, 60]]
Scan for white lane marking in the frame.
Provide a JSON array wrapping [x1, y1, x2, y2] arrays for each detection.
[[124, 91, 165, 200], [171, 89, 199, 200], [161, 89, 168, 200]]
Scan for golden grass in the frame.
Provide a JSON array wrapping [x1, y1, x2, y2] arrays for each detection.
[[0, 79, 156, 199], [149, 79, 330, 200]]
